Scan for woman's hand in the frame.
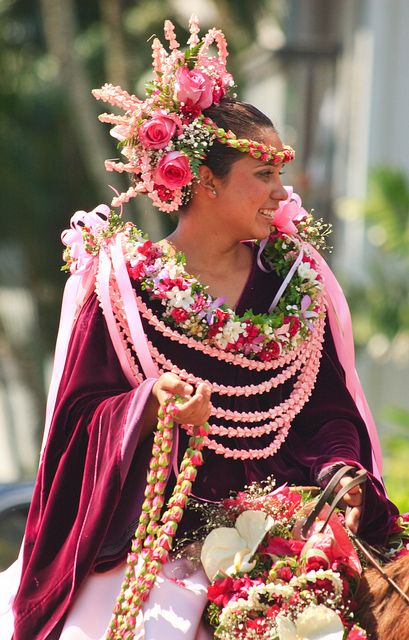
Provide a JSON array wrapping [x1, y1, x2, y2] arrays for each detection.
[[337, 475, 363, 534], [152, 372, 212, 426]]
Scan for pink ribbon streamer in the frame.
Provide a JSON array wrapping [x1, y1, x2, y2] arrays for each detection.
[[97, 247, 138, 387], [311, 247, 383, 481], [110, 235, 159, 379]]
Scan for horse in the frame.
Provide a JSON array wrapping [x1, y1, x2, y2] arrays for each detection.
[[356, 552, 409, 640]]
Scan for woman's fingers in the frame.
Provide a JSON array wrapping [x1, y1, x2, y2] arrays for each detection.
[[335, 475, 363, 533], [152, 374, 212, 426], [153, 372, 193, 403], [345, 506, 361, 534], [174, 383, 212, 425], [338, 476, 363, 507]]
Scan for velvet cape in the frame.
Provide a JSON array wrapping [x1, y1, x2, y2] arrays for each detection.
[[11, 245, 398, 639]]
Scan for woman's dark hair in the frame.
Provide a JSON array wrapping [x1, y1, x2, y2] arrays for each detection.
[[202, 98, 276, 179]]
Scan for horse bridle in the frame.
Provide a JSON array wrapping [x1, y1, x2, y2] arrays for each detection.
[[301, 464, 409, 607]]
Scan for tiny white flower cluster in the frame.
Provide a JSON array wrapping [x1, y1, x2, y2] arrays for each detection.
[[291, 569, 343, 599]]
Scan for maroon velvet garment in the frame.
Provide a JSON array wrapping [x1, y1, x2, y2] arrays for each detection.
[[12, 248, 398, 639]]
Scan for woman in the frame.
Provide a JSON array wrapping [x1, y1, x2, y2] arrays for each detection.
[[1, 17, 398, 640]]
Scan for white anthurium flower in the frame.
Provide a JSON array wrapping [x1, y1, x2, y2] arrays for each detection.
[[276, 604, 344, 640], [200, 510, 274, 581]]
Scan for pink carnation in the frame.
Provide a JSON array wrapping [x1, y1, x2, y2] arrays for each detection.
[[153, 151, 192, 190], [174, 66, 214, 109], [139, 113, 177, 149]]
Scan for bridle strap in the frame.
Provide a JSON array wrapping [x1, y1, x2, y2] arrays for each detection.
[[300, 464, 409, 607], [301, 464, 361, 539]]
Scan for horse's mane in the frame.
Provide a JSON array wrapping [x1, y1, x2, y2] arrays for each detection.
[[356, 553, 409, 639]]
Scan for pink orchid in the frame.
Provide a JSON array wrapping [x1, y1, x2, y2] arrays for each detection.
[[272, 186, 308, 235]]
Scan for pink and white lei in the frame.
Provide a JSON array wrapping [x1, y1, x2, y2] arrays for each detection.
[[62, 189, 327, 364]]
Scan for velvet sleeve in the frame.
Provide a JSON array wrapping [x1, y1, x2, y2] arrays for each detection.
[[286, 320, 399, 545], [12, 293, 157, 640]]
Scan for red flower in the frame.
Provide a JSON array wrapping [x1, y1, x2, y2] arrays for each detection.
[[127, 261, 145, 280], [259, 340, 281, 361], [276, 566, 294, 582], [207, 308, 230, 338], [212, 85, 225, 104], [167, 277, 189, 290], [207, 577, 235, 607], [266, 604, 280, 619], [271, 487, 302, 517], [260, 536, 296, 557], [170, 308, 189, 323], [305, 555, 330, 571], [207, 575, 257, 608], [284, 315, 301, 337], [246, 617, 267, 634], [154, 183, 174, 202]]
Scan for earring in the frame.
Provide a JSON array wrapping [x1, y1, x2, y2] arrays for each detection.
[[211, 188, 217, 197]]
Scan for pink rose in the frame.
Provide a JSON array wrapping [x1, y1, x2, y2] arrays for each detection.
[[174, 66, 213, 109], [153, 151, 192, 190], [139, 113, 177, 149]]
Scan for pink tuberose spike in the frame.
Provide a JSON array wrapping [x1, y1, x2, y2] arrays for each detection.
[[187, 14, 200, 46], [164, 20, 180, 50], [92, 83, 141, 111]]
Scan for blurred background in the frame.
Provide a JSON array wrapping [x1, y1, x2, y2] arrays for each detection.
[[0, 0, 408, 567]]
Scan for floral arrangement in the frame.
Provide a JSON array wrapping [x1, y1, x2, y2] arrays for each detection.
[[195, 480, 369, 640], [62, 189, 328, 364], [92, 16, 294, 212]]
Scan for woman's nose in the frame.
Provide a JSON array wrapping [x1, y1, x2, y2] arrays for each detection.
[[272, 178, 288, 202]]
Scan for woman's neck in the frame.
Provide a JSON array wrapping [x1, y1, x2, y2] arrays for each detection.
[[166, 213, 247, 277], [164, 213, 254, 309]]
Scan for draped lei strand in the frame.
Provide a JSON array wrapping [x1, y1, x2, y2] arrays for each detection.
[[94, 235, 326, 461]]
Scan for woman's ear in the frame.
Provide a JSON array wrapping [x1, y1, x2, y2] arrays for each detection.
[[197, 165, 218, 198]]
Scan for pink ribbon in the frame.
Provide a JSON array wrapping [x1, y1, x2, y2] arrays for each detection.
[[61, 204, 110, 275], [97, 247, 138, 387], [110, 235, 159, 379], [311, 247, 383, 481]]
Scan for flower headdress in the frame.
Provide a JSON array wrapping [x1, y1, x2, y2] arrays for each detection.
[[92, 16, 295, 213]]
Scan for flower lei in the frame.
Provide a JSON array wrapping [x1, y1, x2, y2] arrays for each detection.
[[62, 189, 328, 364], [106, 397, 209, 639], [92, 16, 295, 213]]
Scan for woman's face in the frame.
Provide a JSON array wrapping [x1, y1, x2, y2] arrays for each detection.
[[213, 128, 289, 241]]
